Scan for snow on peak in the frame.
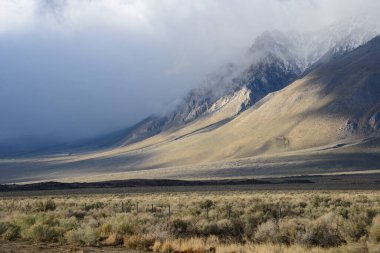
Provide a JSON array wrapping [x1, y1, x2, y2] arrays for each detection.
[[246, 19, 380, 73]]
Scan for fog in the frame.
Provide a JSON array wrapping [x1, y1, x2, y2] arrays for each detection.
[[0, 0, 379, 149]]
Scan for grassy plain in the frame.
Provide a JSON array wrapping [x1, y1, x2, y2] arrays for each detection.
[[1, 191, 380, 252]]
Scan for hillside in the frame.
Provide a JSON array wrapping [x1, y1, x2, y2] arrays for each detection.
[[78, 24, 380, 151]]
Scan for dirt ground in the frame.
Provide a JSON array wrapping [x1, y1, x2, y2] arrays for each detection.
[[0, 240, 137, 253]]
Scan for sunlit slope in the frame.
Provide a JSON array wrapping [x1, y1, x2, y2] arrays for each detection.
[[129, 36, 380, 168]]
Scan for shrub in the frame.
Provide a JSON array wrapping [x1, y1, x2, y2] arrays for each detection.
[[244, 212, 262, 236], [111, 213, 139, 235], [340, 218, 367, 242], [206, 235, 220, 247], [0, 222, 10, 235], [198, 220, 219, 236], [277, 218, 307, 245], [170, 218, 191, 236], [200, 200, 214, 210], [250, 203, 278, 223], [153, 240, 162, 252], [299, 214, 345, 248], [370, 215, 380, 242], [3, 224, 20, 240], [67, 210, 86, 219], [332, 198, 351, 208], [101, 233, 123, 246], [98, 223, 112, 238], [11, 214, 37, 238], [58, 217, 78, 231], [28, 223, 60, 242], [254, 219, 278, 243], [84, 202, 105, 211], [14, 215, 36, 228], [217, 218, 244, 240], [161, 240, 174, 253], [340, 207, 374, 242], [35, 200, 56, 212], [298, 202, 308, 208], [123, 235, 156, 251], [64, 226, 98, 246]]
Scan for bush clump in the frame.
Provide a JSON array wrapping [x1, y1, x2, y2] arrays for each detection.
[[254, 219, 278, 244], [64, 226, 98, 246], [2, 224, 20, 241], [370, 215, 380, 242], [299, 214, 345, 248], [170, 218, 192, 236], [0, 222, 10, 235], [35, 200, 56, 212], [123, 235, 156, 251], [28, 223, 61, 242]]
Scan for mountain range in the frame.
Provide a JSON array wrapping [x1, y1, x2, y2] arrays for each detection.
[[1, 21, 380, 184]]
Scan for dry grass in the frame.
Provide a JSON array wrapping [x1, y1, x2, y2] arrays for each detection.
[[1, 191, 380, 252]]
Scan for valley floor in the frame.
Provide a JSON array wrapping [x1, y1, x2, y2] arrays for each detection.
[[2, 173, 380, 197], [1, 136, 380, 184]]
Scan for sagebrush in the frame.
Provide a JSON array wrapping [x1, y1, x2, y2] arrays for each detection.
[[1, 191, 380, 252]]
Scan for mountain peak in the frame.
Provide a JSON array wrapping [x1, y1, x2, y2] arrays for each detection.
[[111, 26, 380, 148]]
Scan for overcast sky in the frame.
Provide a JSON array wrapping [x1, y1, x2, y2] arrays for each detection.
[[0, 0, 379, 147]]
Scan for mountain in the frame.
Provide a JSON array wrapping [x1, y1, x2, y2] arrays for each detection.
[[109, 21, 380, 148], [1, 34, 380, 183], [101, 35, 380, 172]]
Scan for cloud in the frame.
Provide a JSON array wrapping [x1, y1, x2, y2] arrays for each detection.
[[0, 0, 37, 34], [0, 0, 379, 149]]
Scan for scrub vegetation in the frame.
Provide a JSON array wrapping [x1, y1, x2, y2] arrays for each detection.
[[1, 191, 380, 252]]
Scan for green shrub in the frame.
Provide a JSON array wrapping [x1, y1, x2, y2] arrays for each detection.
[[113, 214, 139, 235], [13, 215, 36, 237], [28, 223, 60, 242], [170, 218, 191, 236], [0, 222, 10, 235], [64, 226, 98, 246], [3, 224, 20, 240], [14, 215, 36, 228], [39, 214, 60, 226], [58, 217, 78, 231]]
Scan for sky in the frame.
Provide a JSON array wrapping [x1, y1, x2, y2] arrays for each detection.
[[0, 0, 379, 150]]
